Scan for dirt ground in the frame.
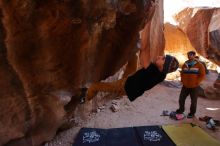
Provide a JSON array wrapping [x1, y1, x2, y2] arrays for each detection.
[[45, 71, 220, 146]]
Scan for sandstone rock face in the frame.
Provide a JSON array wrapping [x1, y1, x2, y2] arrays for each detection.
[[174, 8, 199, 32], [209, 9, 220, 65], [0, 13, 29, 146], [0, 9, 67, 146], [0, 0, 150, 97], [0, 0, 164, 145], [140, 0, 165, 68], [175, 8, 220, 66], [202, 64, 220, 99], [164, 23, 196, 65]]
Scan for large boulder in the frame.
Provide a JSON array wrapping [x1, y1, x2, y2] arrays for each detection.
[[164, 23, 196, 66], [0, 21, 68, 146], [205, 73, 220, 100], [0, 12, 29, 145], [139, 0, 165, 68], [174, 8, 199, 33], [175, 7, 220, 66], [0, 0, 151, 97]]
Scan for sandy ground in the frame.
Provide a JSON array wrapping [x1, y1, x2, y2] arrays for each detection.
[[45, 71, 220, 146]]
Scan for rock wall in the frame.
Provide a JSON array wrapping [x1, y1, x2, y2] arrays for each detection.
[[0, 0, 151, 97], [164, 23, 195, 65], [139, 0, 165, 68], [175, 8, 220, 66], [208, 9, 220, 65], [174, 8, 199, 32], [0, 12, 29, 146]]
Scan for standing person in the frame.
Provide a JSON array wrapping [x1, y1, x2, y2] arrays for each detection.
[[176, 51, 206, 118], [80, 54, 179, 103]]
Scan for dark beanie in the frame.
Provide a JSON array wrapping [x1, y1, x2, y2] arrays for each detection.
[[187, 51, 196, 56], [163, 55, 179, 74]]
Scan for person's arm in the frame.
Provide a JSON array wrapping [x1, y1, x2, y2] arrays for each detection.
[[180, 63, 185, 82], [197, 62, 206, 84]]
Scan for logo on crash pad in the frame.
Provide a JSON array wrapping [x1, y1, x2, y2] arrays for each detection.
[[82, 131, 101, 143], [144, 130, 162, 142]]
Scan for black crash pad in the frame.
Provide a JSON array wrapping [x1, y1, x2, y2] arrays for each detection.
[[134, 126, 175, 146], [73, 128, 107, 146], [73, 126, 175, 146]]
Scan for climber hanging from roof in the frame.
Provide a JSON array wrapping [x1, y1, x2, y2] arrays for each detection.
[[79, 52, 179, 103]]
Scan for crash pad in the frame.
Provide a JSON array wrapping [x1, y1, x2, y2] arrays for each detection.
[[162, 123, 220, 146], [73, 126, 175, 146]]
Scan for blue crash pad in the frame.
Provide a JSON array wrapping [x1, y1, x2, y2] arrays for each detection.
[[73, 126, 175, 146]]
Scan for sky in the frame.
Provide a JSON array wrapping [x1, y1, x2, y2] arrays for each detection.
[[164, 0, 220, 24]]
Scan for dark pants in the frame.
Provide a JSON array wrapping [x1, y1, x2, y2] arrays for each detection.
[[177, 86, 199, 115]]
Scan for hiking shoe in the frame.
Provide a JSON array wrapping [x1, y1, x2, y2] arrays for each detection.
[[207, 119, 216, 130], [187, 113, 195, 118], [79, 88, 88, 104], [176, 109, 183, 114], [169, 111, 177, 119], [176, 114, 185, 120], [161, 110, 169, 116]]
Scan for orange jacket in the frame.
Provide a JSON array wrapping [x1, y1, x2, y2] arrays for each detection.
[[181, 59, 206, 88]]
